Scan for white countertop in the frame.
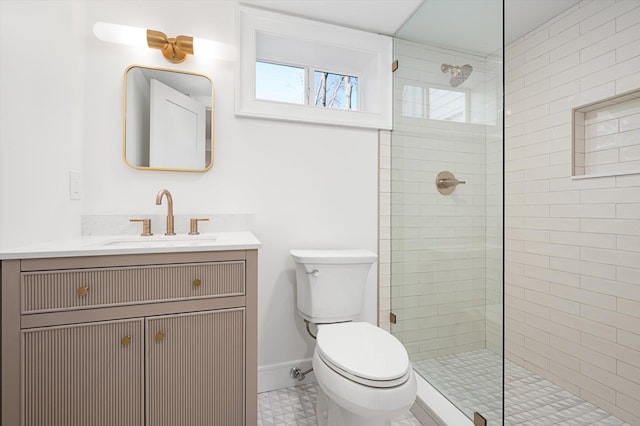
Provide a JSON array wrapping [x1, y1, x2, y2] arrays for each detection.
[[0, 232, 261, 260]]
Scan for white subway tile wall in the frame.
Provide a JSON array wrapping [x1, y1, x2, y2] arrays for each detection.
[[506, 1, 640, 424], [379, 129, 392, 333]]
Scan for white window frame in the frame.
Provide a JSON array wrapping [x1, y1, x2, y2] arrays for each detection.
[[237, 5, 392, 129]]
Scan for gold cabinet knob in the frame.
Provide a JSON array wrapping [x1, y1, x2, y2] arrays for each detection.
[[155, 331, 165, 342], [192, 278, 202, 288], [121, 335, 132, 346], [77, 286, 89, 297]]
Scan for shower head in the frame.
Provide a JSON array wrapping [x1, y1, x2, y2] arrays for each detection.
[[441, 63, 473, 87]]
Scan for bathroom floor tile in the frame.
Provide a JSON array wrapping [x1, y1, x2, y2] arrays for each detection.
[[258, 350, 631, 425], [257, 383, 421, 426]]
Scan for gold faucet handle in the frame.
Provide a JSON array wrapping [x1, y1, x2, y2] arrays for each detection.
[[189, 218, 210, 235], [130, 218, 153, 236]]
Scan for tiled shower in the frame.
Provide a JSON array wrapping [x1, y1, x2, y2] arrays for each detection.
[[504, 0, 640, 423], [384, 1, 640, 425]]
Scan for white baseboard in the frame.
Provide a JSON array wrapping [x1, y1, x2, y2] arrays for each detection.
[[258, 358, 317, 393]]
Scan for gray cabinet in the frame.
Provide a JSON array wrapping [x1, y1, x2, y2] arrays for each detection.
[[2, 250, 258, 426], [23, 319, 144, 426], [146, 309, 245, 426]]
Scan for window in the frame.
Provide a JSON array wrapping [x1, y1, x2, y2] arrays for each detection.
[[238, 6, 392, 129], [402, 85, 467, 123], [429, 88, 466, 122], [313, 71, 358, 110], [255, 62, 305, 105], [256, 61, 359, 110], [401, 85, 425, 118]]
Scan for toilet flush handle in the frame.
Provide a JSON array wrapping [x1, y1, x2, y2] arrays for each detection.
[[305, 269, 320, 278]]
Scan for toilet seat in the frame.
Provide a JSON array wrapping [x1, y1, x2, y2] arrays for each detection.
[[316, 322, 411, 388]]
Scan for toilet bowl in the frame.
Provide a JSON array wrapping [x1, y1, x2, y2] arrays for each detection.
[[313, 322, 417, 426], [290, 249, 417, 425]]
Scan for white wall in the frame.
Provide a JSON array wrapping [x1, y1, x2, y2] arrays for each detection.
[[505, 1, 640, 423], [0, 0, 85, 248], [1, 0, 379, 391]]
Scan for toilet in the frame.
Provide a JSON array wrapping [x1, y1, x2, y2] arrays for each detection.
[[290, 249, 417, 426]]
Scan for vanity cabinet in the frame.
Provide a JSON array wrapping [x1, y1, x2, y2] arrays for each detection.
[[1, 250, 258, 426]]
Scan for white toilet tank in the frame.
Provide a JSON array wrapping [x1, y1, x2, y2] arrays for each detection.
[[290, 249, 377, 323]]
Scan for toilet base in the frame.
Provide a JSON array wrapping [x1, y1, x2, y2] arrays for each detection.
[[312, 350, 416, 426], [315, 386, 395, 426]]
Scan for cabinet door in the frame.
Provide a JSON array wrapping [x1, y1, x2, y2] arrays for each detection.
[[146, 308, 245, 426], [22, 319, 144, 426]]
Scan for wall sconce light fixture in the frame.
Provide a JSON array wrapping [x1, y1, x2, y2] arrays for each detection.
[[93, 22, 234, 63]]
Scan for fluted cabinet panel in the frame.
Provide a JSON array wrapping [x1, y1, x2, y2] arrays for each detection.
[[146, 309, 245, 426], [22, 319, 144, 426], [21, 261, 245, 313]]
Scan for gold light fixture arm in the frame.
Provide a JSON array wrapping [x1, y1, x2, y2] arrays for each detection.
[[146, 29, 194, 64]]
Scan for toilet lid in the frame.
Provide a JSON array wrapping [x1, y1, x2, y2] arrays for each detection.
[[316, 322, 410, 386], [290, 249, 377, 264]]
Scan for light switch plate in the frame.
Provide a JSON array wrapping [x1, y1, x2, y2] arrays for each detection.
[[69, 170, 82, 200]]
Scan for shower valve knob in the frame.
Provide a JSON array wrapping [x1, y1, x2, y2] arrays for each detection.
[[436, 171, 465, 195], [438, 178, 466, 188]]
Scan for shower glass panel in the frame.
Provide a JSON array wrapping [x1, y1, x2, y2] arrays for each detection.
[[390, 2, 503, 423]]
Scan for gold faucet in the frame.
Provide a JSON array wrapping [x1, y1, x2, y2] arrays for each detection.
[[155, 189, 176, 236]]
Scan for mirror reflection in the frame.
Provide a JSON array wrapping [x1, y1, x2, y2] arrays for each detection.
[[124, 65, 213, 171]]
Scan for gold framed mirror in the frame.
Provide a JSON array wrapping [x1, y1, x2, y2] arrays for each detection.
[[123, 65, 213, 172]]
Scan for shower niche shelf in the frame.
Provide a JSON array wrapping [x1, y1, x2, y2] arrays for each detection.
[[573, 89, 640, 179]]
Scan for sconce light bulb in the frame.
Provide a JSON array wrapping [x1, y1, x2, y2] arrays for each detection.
[[193, 37, 237, 61], [93, 22, 148, 48]]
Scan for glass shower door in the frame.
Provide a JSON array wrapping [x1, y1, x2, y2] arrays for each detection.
[[390, 2, 504, 424]]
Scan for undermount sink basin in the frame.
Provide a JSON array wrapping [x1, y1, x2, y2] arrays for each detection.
[[98, 234, 217, 247]]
